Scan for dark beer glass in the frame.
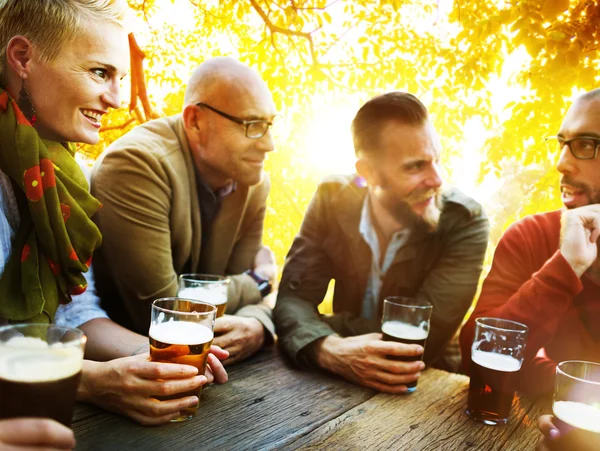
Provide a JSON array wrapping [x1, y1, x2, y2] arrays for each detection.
[[381, 297, 432, 393], [178, 274, 230, 318], [466, 317, 528, 425], [0, 324, 86, 426], [149, 298, 217, 422], [552, 361, 600, 450]]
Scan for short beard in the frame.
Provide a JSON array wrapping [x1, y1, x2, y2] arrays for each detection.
[[561, 176, 600, 209], [383, 192, 442, 232]]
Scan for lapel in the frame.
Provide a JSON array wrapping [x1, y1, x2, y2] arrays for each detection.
[[201, 184, 250, 274], [331, 177, 371, 304], [171, 116, 202, 271]]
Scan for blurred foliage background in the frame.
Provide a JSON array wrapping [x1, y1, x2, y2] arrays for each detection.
[[81, 0, 599, 311]]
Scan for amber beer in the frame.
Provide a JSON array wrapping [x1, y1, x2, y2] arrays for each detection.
[[466, 350, 521, 425], [0, 325, 86, 427], [149, 320, 214, 421], [178, 286, 227, 317], [178, 274, 229, 318]]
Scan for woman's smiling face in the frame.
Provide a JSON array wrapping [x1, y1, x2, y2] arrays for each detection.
[[25, 19, 129, 144]]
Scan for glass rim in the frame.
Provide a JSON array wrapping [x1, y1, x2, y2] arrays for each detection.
[[179, 273, 230, 284], [0, 323, 86, 347], [152, 297, 217, 316], [556, 360, 600, 386], [384, 297, 432, 310], [475, 317, 528, 333]]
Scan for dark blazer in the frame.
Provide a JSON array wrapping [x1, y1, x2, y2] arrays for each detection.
[[274, 174, 489, 367]]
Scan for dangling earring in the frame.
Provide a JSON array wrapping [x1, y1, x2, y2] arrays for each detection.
[[17, 78, 36, 125]]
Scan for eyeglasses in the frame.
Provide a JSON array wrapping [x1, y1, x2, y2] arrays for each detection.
[[544, 136, 600, 160], [196, 102, 278, 139]]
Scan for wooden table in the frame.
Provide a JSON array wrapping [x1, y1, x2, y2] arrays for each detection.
[[72, 346, 550, 450]]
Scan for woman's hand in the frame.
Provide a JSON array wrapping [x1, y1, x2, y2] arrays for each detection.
[[78, 346, 228, 426]]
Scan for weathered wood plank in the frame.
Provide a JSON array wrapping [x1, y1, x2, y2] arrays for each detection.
[[72, 346, 375, 451], [288, 368, 547, 451]]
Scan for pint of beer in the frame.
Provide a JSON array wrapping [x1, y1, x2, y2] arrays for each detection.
[[466, 317, 528, 425], [0, 324, 86, 427], [149, 298, 217, 422], [178, 274, 229, 317], [551, 361, 600, 450], [381, 297, 432, 393]]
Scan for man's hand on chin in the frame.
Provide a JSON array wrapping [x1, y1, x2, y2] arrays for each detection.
[[212, 315, 265, 365]]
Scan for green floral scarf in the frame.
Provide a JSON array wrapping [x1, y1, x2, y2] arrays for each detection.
[[0, 87, 102, 323]]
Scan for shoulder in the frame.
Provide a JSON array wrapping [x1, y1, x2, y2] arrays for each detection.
[[315, 173, 367, 201], [441, 187, 486, 221], [501, 210, 561, 245], [97, 115, 184, 165]]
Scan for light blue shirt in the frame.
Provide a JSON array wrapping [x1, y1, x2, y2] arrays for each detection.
[[0, 168, 108, 327], [359, 196, 411, 320]]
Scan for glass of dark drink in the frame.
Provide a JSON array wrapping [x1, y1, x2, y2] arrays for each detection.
[[149, 297, 217, 422], [0, 324, 86, 427], [466, 317, 528, 425], [381, 297, 432, 393], [551, 360, 600, 451]]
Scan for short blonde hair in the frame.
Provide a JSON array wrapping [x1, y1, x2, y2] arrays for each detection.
[[0, 0, 128, 78]]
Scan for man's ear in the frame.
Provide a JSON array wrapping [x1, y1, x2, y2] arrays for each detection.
[[356, 156, 380, 187], [182, 103, 208, 144], [6, 36, 33, 78]]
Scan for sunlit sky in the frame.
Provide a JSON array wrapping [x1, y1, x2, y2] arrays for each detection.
[[120, 0, 570, 208]]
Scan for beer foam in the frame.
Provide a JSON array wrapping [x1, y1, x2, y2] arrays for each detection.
[[178, 287, 227, 305], [149, 320, 214, 346], [0, 344, 83, 382], [471, 350, 521, 372], [554, 401, 600, 433], [382, 321, 429, 340]]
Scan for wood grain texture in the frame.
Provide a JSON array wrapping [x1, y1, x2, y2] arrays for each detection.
[[72, 345, 375, 450], [287, 368, 550, 451]]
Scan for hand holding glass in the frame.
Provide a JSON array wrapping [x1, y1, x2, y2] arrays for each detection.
[[149, 298, 216, 422], [381, 297, 432, 393]]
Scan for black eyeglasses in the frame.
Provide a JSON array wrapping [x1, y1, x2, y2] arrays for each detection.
[[196, 102, 278, 139], [545, 136, 600, 160]]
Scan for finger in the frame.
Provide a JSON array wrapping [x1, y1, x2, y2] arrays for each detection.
[[132, 360, 199, 380], [209, 345, 230, 360], [137, 375, 206, 397], [363, 379, 410, 395], [212, 332, 237, 351], [381, 359, 425, 375], [372, 369, 421, 386], [0, 418, 75, 449], [368, 340, 424, 358], [214, 317, 234, 334], [133, 395, 200, 420], [207, 353, 228, 384], [537, 415, 560, 440]]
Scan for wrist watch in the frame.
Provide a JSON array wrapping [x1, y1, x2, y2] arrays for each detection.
[[244, 270, 272, 297]]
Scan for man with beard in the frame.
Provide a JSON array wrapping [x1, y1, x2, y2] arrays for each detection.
[[274, 92, 489, 393], [460, 89, 600, 399]]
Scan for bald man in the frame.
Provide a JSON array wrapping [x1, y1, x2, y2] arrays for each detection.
[[91, 57, 279, 364]]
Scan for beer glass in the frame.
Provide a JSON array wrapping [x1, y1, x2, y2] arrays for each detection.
[[381, 297, 432, 393], [466, 317, 528, 425], [149, 298, 217, 422], [178, 274, 229, 317], [0, 324, 86, 427], [552, 361, 600, 450]]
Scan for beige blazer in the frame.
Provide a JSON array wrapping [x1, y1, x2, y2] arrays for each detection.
[[91, 115, 273, 335]]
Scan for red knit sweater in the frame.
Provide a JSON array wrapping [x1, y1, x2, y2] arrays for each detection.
[[459, 210, 600, 396]]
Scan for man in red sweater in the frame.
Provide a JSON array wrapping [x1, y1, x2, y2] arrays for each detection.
[[460, 89, 600, 402]]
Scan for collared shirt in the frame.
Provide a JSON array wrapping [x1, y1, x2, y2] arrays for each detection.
[[0, 168, 108, 327], [359, 195, 411, 320]]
